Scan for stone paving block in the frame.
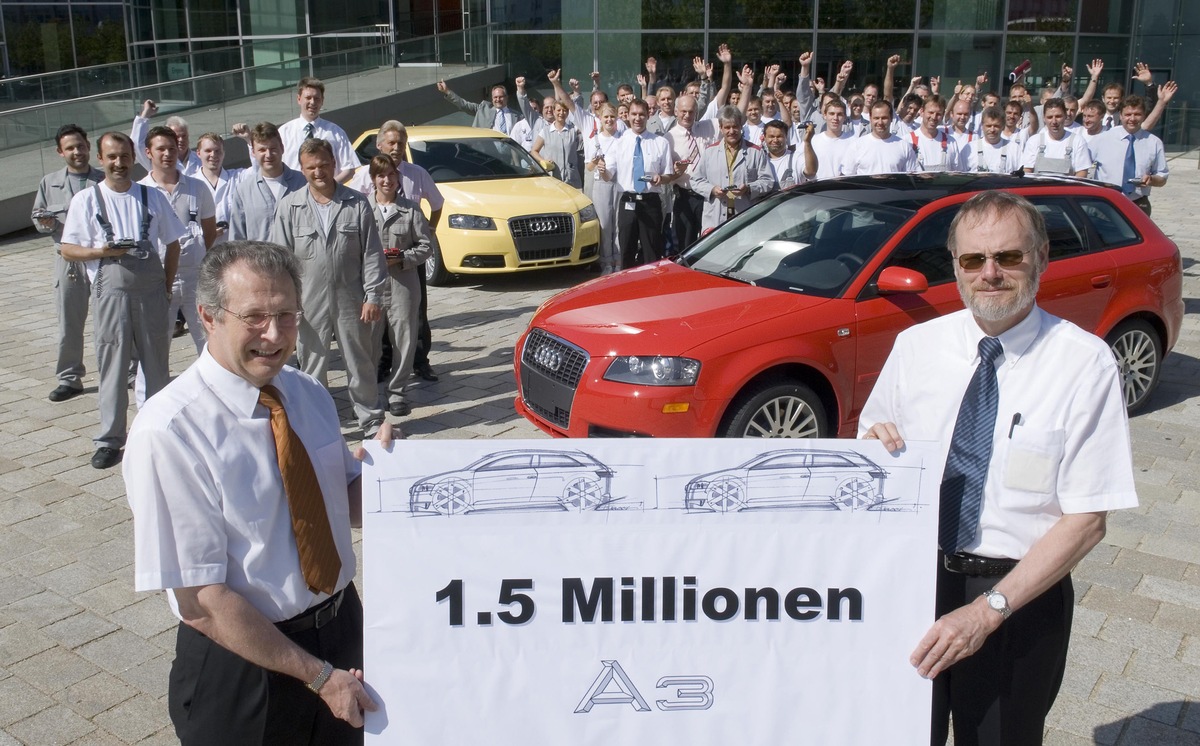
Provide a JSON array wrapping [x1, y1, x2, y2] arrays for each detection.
[[1073, 605, 1108, 637], [0, 674, 53, 727], [17, 478, 84, 507], [10, 646, 101, 695], [1137, 575, 1200, 609], [1058, 659, 1104, 701], [0, 495, 45, 526], [0, 621, 55, 667], [76, 539, 133, 576], [91, 693, 164, 744], [76, 631, 161, 677], [1126, 650, 1200, 698], [133, 726, 181, 746], [41, 612, 120, 651], [22, 425, 81, 448], [1075, 562, 1145, 593], [79, 477, 127, 501], [1043, 728, 1104, 746], [1100, 616, 1185, 659], [1093, 675, 1184, 723], [55, 672, 137, 720], [1044, 691, 1128, 744], [65, 729, 126, 746], [1183, 701, 1200, 734], [0, 467, 51, 494], [10, 510, 83, 542], [4, 590, 81, 629], [1086, 542, 1122, 566], [1066, 634, 1135, 674], [107, 597, 175, 641], [35, 563, 114, 599], [1082, 584, 1159, 623], [1114, 548, 1191, 581], [1183, 636, 1200, 668], [114, 653, 170, 698], [0, 729, 19, 745], [1116, 715, 1200, 745], [51, 493, 115, 522]]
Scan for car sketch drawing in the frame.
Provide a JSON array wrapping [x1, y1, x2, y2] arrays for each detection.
[[408, 449, 620, 515], [684, 449, 895, 513]]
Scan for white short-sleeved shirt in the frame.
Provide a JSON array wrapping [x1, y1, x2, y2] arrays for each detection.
[[859, 307, 1138, 559], [811, 129, 856, 180], [139, 173, 216, 268], [279, 116, 361, 174], [1021, 130, 1093, 174], [966, 137, 1024, 173], [124, 350, 361, 622], [846, 134, 918, 176], [61, 182, 188, 281], [605, 131, 673, 193], [910, 129, 966, 172]]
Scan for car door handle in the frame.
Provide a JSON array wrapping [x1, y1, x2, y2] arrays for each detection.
[[1091, 275, 1112, 288]]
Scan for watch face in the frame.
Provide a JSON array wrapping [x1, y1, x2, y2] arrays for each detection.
[[988, 592, 1007, 610]]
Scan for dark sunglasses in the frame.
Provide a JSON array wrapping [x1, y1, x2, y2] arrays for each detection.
[[956, 250, 1028, 271]]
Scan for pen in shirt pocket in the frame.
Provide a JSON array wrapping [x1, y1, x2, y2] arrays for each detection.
[[1008, 413, 1022, 439]]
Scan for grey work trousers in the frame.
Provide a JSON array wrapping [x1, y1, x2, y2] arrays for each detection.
[[296, 287, 384, 432], [92, 254, 170, 448], [379, 266, 420, 407], [54, 252, 90, 388]]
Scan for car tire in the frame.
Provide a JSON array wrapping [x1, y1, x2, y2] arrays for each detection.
[[425, 245, 452, 286], [430, 478, 471, 515], [836, 477, 881, 511], [562, 477, 605, 511], [1105, 319, 1162, 413], [707, 476, 747, 512], [721, 381, 827, 438]]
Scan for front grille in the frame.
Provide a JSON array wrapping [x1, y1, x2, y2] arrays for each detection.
[[520, 328, 589, 429], [522, 328, 588, 386], [509, 213, 575, 262]]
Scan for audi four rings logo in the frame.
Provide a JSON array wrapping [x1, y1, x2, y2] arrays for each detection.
[[529, 219, 558, 233], [534, 346, 563, 371]]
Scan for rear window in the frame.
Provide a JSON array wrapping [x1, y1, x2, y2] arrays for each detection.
[[1077, 197, 1140, 248]]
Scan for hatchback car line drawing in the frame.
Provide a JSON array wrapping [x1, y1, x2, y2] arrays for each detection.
[[684, 450, 890, 513], [409, 450, 617, 515]]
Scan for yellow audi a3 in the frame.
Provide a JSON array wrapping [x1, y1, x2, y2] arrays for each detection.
[[352, 125, 600, 284]]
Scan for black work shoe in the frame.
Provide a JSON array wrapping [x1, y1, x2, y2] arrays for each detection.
[[91, 447, 122, 469], [48, 384, 83, 402], [389, 401, 411, 417], [414, 364, 439, 382]]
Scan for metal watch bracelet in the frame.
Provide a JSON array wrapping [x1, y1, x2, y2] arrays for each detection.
[[307, 660, 334, 693]]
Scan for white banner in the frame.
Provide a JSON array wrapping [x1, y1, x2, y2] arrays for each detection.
[[362, 439, 940, 745]]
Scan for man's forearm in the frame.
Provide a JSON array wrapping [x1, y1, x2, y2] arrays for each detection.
[[992, 511, 1106, 614]]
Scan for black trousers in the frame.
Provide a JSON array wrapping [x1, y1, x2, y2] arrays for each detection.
[[672, 186, 705, 252], [931, 561, 1073, 746], [414, 266, 432, 369], [617, 193, 665, 268], [169, 584, 365, 746], [1131, 195, 1152, 217]]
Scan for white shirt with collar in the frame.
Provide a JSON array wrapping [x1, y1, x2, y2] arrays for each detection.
[[667, 120, 718, 189], [138, 172, 216, 268], [1090, 127, 1169, 200], [278, 116, 361, 173], [124, 349, 360, 622], [605, 130, 673, 193], [859, 306, 1137, 559]]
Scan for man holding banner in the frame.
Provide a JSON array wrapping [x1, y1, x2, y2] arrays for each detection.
[[123, 241, 383, 744], [859, 191, 1137, 746]]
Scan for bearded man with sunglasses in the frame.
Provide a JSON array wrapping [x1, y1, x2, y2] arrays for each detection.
[[858, 191, 1137, 746]]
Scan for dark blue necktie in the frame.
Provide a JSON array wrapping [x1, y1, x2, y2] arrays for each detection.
[[1121, 134, 1137, 194], [939, 336, 1004, 553], [632, 136, 646, 193]]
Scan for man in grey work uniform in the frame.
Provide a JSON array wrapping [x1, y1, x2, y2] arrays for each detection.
[[271, 138, 388, 437], [60, 132, 185, 469], [32, 123, 103, 403], [228, 122, 308, 242]]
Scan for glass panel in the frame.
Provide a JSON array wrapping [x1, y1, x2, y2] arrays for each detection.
[[1073, 37, 1128, 99], [72, 5, 128, 71], [884, 207, 957, 285], [817, 33, 912, 98], [3, 4, 73, 75], [1007, 0, 1078, 32], [241, 0, 306, 36], [151, 0, 189, 40], [495, 34, 563, 92], [1080, 0, 1134, 34], [599, 0, 704, 30], [310, 0, 387, 33], [920, 0, 1003, 31], [1078, 197, 1138, 248], [189, 0, 241, 38], [493, 0, 563, 31], [710, 0, 813, 30], [1004, 34, 1074, 94], [916, 34, 1002, 93], [1029, 197, 1087, 260], [818, 0, 916, 30]]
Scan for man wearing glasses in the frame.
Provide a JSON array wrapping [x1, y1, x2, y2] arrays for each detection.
[[858, 191, 1137, 745], [124, 241, 384, 744]]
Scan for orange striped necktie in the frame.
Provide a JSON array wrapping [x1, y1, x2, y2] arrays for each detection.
[[259, 385, 341, 595]]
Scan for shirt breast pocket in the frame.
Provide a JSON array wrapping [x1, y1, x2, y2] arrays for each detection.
[[293, 226, 320, 260], [1002, 426, 1065, 500]]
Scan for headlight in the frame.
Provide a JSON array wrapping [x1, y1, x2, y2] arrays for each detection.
[[448, 214, 496, 230], [578, 204, 598, 223], [604, 356, 701, 386]]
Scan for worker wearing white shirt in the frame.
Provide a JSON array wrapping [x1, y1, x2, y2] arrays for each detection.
[[130, 100, 202, 177], [1091, 95, 1169, 216], [278, 77, 360, 182], [811, 99, 857, 179], [667, 94, 719, 249], [1022, 99, 1091, 176], [763, 119, 815, 190], [946, 99, 978, 153], [910, 98, 966, 173], [599, 99, 681, 267], [966, 108, 1024, 174], [847, 101, 918, 175], [860, 191, 1136, 746]]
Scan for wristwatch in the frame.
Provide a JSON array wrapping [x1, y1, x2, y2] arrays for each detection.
[[983, 589, 1011, 619], [306, 660, 334, 693]]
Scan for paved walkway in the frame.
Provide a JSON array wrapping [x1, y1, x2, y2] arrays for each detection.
[[0, 164, 1198, 743]]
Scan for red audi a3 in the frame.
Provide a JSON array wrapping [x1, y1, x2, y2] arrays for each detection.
[[514, 174, 1183, 439]]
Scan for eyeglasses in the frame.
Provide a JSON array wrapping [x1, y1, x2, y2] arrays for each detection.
[[956, 250, 1028, 271], [218, 307, 303, 330]]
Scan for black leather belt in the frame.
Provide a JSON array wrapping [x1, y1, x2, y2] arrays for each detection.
[[275, 587, 346, 635], [621, 192, 660, 202], [942, 552, 1018, 577]]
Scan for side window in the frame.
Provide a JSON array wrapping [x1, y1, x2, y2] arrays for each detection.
[[1078, 197, 1140, 248], [478, 455, 533, 471], [1029, 197, 1087, 260], [536, 454, 582, 468], [881, 207, 957, 285]]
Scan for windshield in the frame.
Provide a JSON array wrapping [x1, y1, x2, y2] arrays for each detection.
[[409, 138, 546, 182], [679, 191, 913, 297]]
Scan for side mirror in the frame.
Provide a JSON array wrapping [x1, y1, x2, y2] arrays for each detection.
[[876, 266, 929, 294]]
